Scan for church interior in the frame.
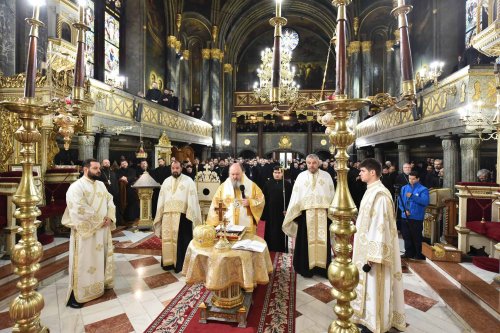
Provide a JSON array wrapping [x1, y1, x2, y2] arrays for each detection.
[[0, 0, 499, 332]]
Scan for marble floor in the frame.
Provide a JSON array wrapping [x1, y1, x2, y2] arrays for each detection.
[[0, 232, 479, 333]]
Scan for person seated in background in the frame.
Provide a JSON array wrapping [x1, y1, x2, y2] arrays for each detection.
[[146, 82, 162, 103], [477, 169, 492, 183]]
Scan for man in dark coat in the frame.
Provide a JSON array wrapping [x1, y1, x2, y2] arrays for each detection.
[[262, 166, 292, 253], [115, 160, 139, 225], [151, 158, 171, 217], [99, 159, 122, 224], [145, 82, 162, 103]]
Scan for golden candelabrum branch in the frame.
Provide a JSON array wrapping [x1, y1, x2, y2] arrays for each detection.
[[48, 98, 84, 150], [0, 3, 49, 332]]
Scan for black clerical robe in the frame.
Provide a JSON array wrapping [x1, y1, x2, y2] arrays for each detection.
[[151, 166, 171, 217], [98, 167, 122, 224], [115, 167, 139, 224], [262, 179, 292, 253], [146, 88, 162, 102]]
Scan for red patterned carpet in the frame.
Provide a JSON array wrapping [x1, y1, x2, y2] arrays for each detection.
[[133, 234, 162, 250], [144, 250, 295, 333]]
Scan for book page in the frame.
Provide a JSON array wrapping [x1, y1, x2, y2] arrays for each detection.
[[231, 239, 266, 252]]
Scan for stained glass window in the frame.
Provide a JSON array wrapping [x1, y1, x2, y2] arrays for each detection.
[[85, 1, 95, 78], [104, 10, 120, 83]]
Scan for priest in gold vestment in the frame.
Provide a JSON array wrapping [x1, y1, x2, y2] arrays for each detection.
[[153, 161, 202, 272], [282, 154, 335, 277], [206, 163, 264, 234], [352, 158, 406, 333], [62, 159, 116, 308]]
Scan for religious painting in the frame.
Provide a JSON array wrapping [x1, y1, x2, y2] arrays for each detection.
[[105, 12, 119, 47], [145, 0, 166, 94], [146, 0, 165, 47], [466, 0, 478, 32], [105, 41, 119, 73], [85, 31, 94, 64], [84, 1, 94, 29]]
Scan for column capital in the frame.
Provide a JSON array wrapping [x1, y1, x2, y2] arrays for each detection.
[[361, 41, 372, 52], [348, 41, 361, 55], [223, 63, 233, 73], [202, 48, 211, 60], [441, 137, 459, 151], [182, 50, 190, 60], [397, 142, 410, 151], [385, 40, 395, 52], [460, 136, 481, 151], [167, 35, 177, 48], [211, 48, 224, 61]]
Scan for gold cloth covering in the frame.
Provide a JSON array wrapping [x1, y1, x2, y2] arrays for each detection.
[[182, 234, 273, 292]]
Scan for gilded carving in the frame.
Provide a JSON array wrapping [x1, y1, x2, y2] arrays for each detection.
[[223, 64, 233, 73], [158, 131, 172, 146], [460, 82, 466, 103], [472, 80, 481, 101], [278, 135, 292, 149], [202, 49, 211, 60], [0, 110, 20, 172], [46, 129, 60, 169]]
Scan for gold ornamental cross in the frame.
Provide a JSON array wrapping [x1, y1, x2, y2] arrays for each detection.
[[216, 200, 227, 222]]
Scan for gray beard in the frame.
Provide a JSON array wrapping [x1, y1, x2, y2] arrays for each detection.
[[231, 179, 241, 189]]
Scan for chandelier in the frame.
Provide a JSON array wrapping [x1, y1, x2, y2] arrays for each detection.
[[253, 46, 299, 104], [460, 100, 500, 140]]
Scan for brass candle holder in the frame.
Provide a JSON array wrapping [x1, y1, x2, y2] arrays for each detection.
[[316, 98, 369, 333], [0, 3, 49, 332]]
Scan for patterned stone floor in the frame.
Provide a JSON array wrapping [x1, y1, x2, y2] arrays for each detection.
[[0, 232, 475, 333]]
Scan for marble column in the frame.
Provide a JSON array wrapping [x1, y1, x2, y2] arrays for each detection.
[[124, 0, 145, 95], [460, 136, 481, 182], [201, 48, 211, 123], [385, 40, 396, 97], [441, 136, 460, 189], [78, 134, 95, 161], [166, 36, 179, 92], [374, 146, 384, 164], [231, 116, 237, 158], [361, 41, 372, 120], [179, 50, 190, 113], [223, 64, 233, 146], [210, 49, 222, 148], [348, 41, 361, 98], [356, 147, 368, 162], [397, 142, 410, 171], [0, 0, 16, 75], [361, 41, 373, 97], [97, 134, 111, 162]]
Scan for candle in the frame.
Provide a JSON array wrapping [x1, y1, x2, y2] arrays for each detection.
[[78, 0, 86, 23], [276, 0, 282, 17]]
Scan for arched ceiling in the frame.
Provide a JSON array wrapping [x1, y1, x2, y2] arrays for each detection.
[[172, 0, 396, 64]]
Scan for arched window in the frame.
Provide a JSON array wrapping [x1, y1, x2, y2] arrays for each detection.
[[61, 22, 72, 42]]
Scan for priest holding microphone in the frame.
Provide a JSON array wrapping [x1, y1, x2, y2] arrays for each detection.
[[206, 162, 265, 235]]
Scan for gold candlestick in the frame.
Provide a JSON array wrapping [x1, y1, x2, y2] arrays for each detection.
[[0, 3, 50, 331]]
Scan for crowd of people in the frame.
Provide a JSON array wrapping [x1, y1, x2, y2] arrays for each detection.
[[61, 152, 496, 332]]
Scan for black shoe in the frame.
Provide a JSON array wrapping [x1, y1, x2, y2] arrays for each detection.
[[66, 292, 84, 308], [357, 324, 371, 333], [67, 301, 83, 309], [413, 255, 426, 260], [400, 254, 411, 259]]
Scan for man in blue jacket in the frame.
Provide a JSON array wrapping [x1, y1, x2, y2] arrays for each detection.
[[398, 171, 429, 260]]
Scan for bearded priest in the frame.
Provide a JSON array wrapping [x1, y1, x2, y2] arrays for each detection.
[[282, 154, 335, 278], [62, 158, 116, 308], [352, 158, 406, 333], [206, 162, 265, 234], [153, 160, 202, 273]]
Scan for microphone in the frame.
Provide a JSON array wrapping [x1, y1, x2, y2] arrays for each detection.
[[239, 184, 246, 199]]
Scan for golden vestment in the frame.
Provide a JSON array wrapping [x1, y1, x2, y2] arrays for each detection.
[[206, 175, 264, 234]]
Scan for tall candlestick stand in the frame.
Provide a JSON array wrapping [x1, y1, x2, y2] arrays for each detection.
[[0, 4, 49, 332]]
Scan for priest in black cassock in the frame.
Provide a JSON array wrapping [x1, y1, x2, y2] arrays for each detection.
[[151, 157, 171, 217], [262, 166, 292, 253], [115, 160, 140, 225]]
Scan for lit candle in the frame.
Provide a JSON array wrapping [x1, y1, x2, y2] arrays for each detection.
[[276, 0, 282, 17], [78, 0, 86, 23]]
